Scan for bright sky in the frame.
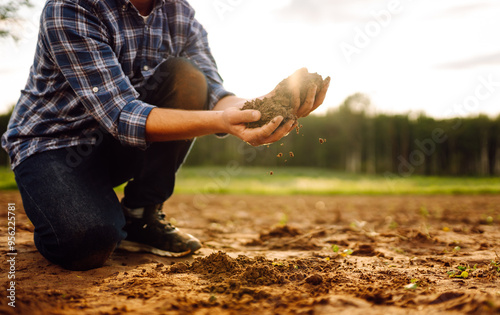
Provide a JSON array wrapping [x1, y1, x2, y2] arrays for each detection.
[[0, 0, 499, 118]]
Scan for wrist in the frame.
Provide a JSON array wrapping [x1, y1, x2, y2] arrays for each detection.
[[212, 110, 230, 135]]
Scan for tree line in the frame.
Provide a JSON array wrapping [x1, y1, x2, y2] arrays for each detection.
[[0, 93, 499, 176]]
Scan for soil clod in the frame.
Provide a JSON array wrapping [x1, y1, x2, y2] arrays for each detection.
[[242, 70, 328, 128]]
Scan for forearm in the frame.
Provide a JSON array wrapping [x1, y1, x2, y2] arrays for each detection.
[[145, 108, 226, 142], [145, 95, 253, 142]]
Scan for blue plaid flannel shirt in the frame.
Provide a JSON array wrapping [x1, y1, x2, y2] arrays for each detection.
[[2, 0, 232, 169]]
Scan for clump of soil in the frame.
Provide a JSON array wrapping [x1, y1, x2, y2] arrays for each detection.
[[242, 70, 328, 128], [242, 264, 286, 285], [190, 251, 240, 275]]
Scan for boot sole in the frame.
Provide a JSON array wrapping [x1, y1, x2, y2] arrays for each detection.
[[118, 240, 193, 258]]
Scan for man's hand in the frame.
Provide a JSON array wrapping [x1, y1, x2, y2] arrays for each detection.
[[213, 68, 331, 146], [221, 107, 297, 146], [267, 68, 331, 119]]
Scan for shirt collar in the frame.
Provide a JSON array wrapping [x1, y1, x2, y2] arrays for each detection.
[[119, 0, 166, 13]]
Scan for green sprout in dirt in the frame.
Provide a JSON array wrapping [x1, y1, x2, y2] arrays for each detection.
[[279, 213, 289, 226], [349, 220, 367, 232], [491, 260, 500, 273], [404, 279, 419, 290], [341, 249, 353, 257], [388, 220, 398, 229], [447, 264, 477, 279], [419, 206, 430, 218], [331, 244, 353, 257]]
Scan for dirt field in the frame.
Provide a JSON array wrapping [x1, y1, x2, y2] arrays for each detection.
[[1, 192, 499, 314]]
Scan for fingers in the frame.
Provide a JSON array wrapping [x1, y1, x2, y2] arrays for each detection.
[[229, 109, 261, 124], [261, 116, 284, 136], [311, 76, 331, 112], [297, 85, 317, 118], [259, 119, 296, 145], [291, 84, 300, 113], [296, 76, 331, 117], [247, 118, 296, 146], [244, 116, 284, 146], [243, 116, 288, 146]]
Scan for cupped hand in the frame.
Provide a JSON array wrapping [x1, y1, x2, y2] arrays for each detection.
[[222, 107, 297, 146], [268, 68, 331, 118]]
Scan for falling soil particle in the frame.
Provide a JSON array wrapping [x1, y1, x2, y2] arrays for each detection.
[[242, 70, 327, 128]]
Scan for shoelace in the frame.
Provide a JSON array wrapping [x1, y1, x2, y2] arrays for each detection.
[[155, 210, 176, 232]]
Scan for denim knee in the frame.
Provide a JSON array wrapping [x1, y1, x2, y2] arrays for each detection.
[[35, 223, 124, 271]]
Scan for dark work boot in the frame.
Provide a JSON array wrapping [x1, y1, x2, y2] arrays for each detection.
[[119, 203, 201, 257]]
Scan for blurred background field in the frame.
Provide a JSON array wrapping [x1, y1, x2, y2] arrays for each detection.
[[173, 166, 500, 195], [1, 166, 499, 195]]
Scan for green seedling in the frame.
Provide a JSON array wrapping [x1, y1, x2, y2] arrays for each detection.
[[404, 279, 419, 290], [491, 261, 500, 273], [278, 213, 289, 226], [331, 244, 353, 257], [393, 247, 405, 254], [419, 206, 429, 218], [341, 249, 353, 257], [448, 264, 476, 278], [447, 270, 467, 278], [389, 221, 398, 229], [349, 220, 367, 232], [404, 283, 418, 290]]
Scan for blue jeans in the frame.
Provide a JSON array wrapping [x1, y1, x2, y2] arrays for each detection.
[[14, 58, 209, 270]]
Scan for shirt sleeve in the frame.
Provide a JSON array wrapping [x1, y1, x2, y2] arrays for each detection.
[[180, 2, 234, 110], [42, 1, 154, 149]]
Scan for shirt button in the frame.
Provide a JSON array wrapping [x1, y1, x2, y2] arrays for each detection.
[[92, 87, 99, 93], [145, 26, 149, 31], [143, 65, 149, 71], [122, 5, 127, 12]]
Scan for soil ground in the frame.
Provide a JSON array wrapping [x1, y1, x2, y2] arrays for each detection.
[[1, 192, 499, 315]]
